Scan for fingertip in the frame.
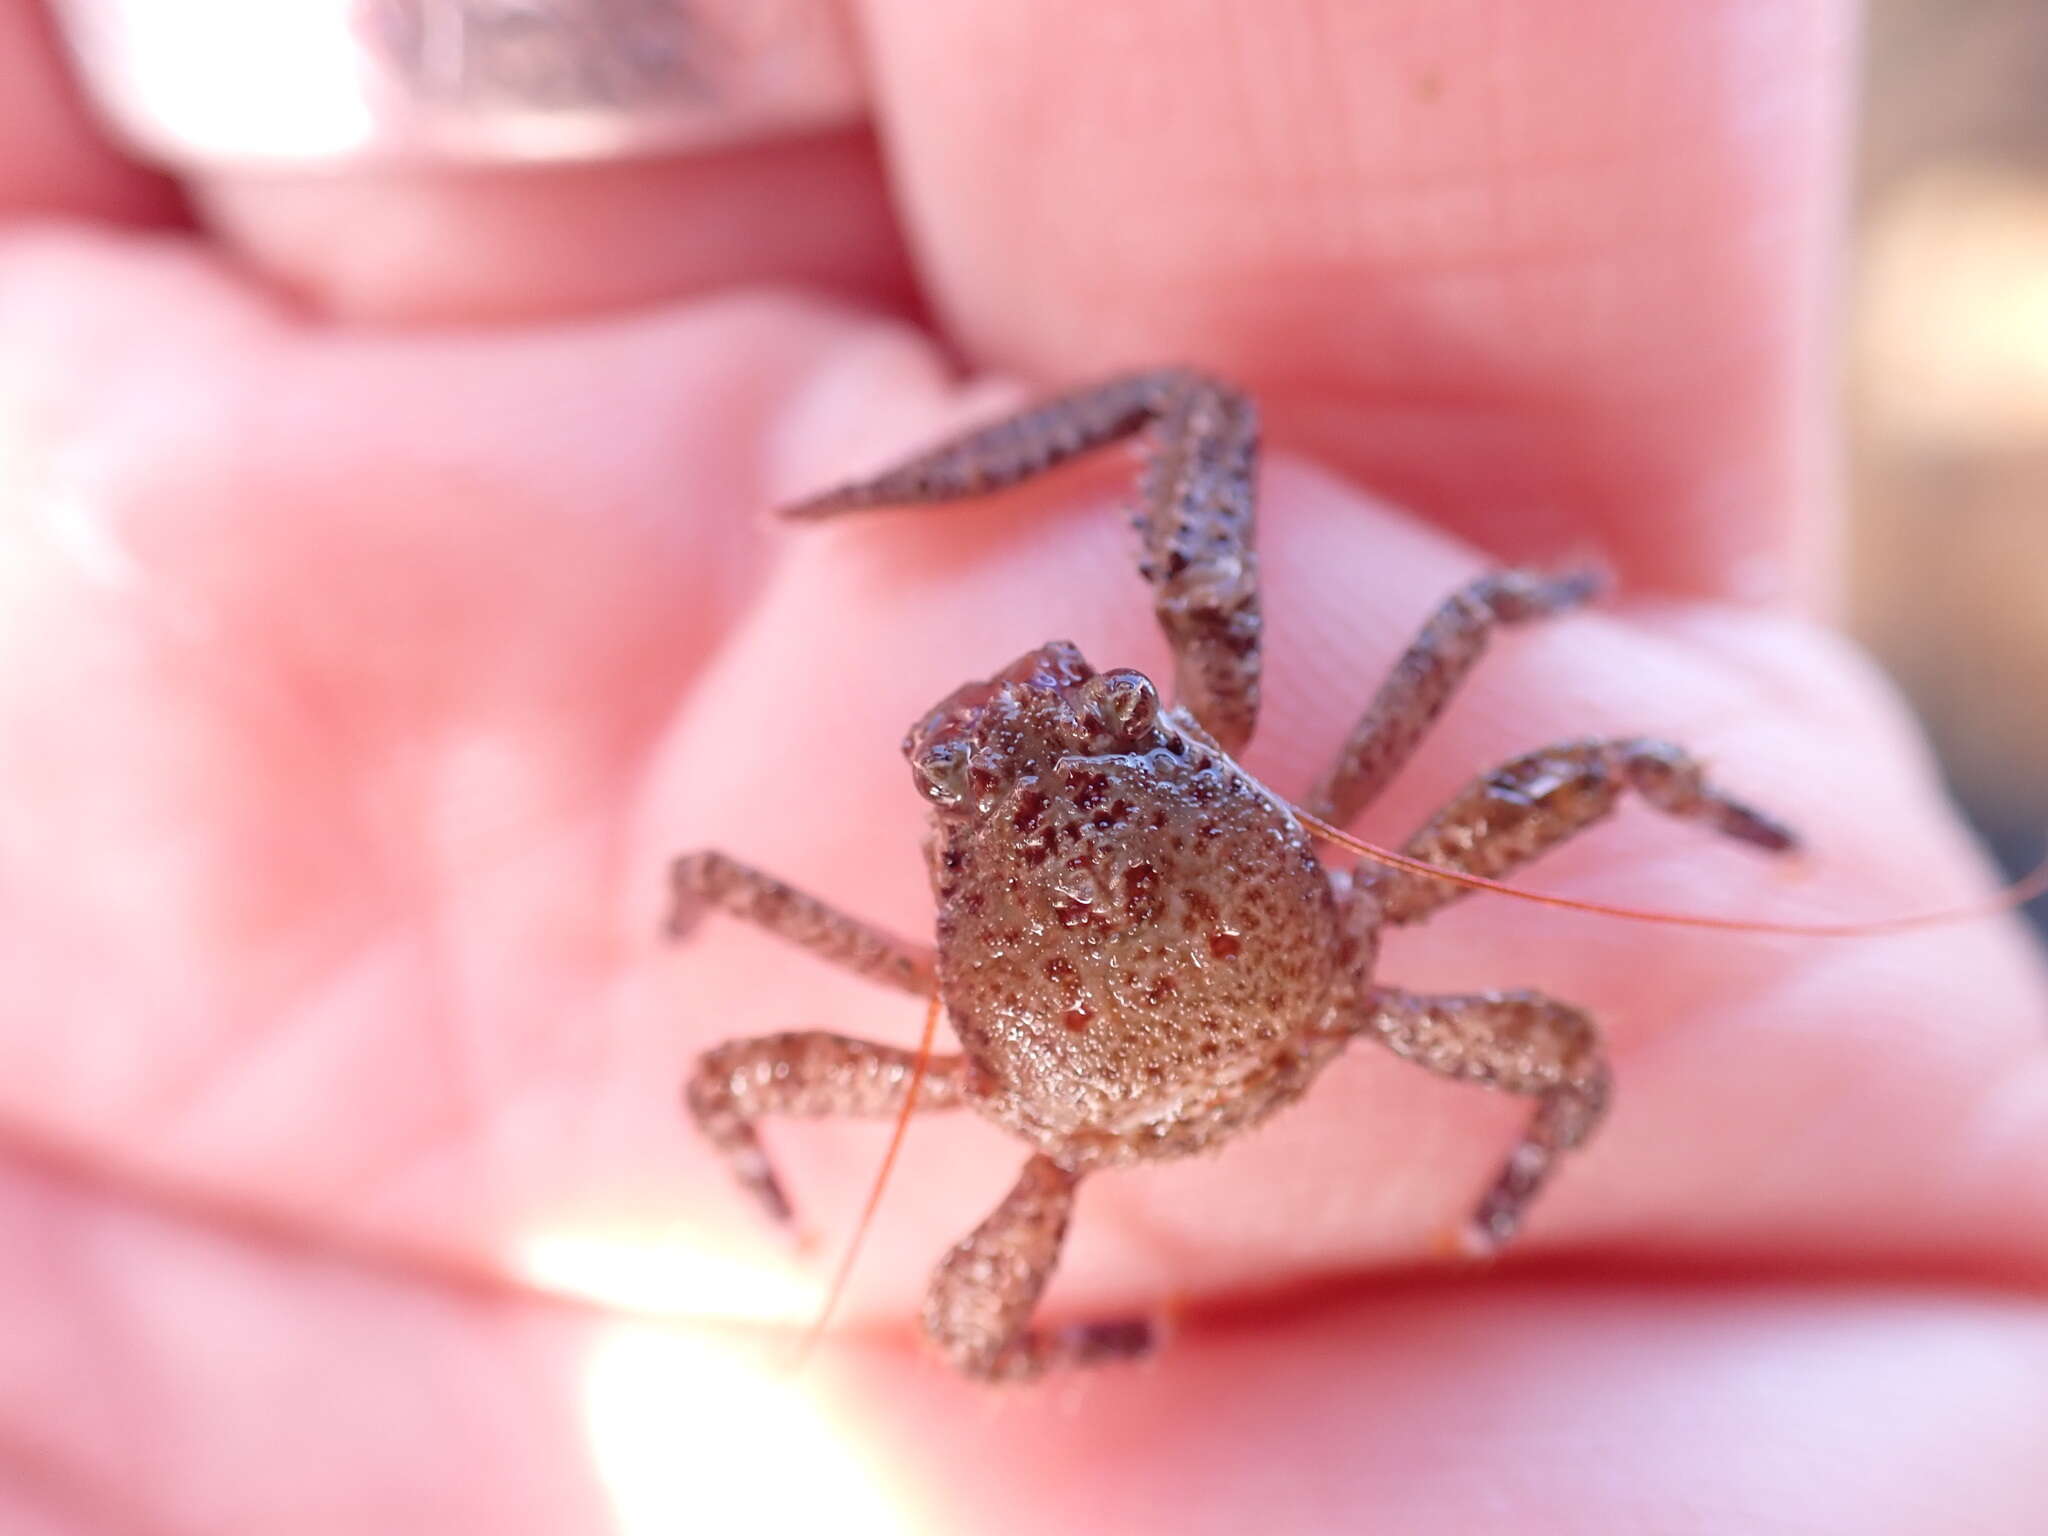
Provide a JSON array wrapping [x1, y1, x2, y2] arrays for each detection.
[[859, 0, 1853, 600]]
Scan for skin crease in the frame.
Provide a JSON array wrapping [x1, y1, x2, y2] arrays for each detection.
[[1, 0, 2046, 1531]]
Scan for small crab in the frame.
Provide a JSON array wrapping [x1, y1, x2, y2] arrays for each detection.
[[670, 371, 1796, 1382]]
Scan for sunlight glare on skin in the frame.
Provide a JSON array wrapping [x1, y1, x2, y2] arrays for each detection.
[[582, 1322, 916, 1536], [38, 487, 145, 593], [517, 1227, 819, 1323]]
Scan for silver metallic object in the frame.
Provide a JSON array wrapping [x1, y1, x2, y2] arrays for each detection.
[[53, 0, 867, 167]]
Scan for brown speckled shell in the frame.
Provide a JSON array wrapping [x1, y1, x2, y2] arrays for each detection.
[[930, 706, 1340, 1161]]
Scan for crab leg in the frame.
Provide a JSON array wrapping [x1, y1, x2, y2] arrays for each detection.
[[784, 370, 1263, 752]]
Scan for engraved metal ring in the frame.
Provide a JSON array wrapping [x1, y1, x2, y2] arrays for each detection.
[[52, 0, 867, 168]]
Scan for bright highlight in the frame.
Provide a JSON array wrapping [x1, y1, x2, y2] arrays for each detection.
[[581, 1324, 913, 1536], [517, 1228, 818, 1324]]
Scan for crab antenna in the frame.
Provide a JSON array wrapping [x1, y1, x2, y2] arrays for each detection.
[[788, 986, 944, 1372], [1293, 807, 2048, 938]]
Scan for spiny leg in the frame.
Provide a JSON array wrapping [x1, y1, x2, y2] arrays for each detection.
[[669, 850, 934, 995], [1358, 737, 1799, 927], [923, 1155, 1155, 1382], [1301, 568, 1604, 824], [670, 851, 951, 1224], [686, 1033, 974, 1226], [1363, 988, 1610, 1254], [783, 370, 1263, 751]]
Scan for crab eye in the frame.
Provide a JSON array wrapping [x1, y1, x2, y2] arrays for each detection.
[[912, 740, 973, 805], [1084, 670, 1159, 742]]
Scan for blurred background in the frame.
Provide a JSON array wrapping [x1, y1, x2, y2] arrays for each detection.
[[1852, 0, 2048, 928]]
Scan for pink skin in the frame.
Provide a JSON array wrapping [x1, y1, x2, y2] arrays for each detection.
[[1, 0, 2045, 1531]]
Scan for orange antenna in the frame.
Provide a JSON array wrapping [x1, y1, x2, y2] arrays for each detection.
[[788, 986, 943, 1371], [1294, 806, 2048, 937]]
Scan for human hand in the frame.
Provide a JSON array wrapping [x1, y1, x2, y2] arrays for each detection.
[[3, 2, 2044, 1531]]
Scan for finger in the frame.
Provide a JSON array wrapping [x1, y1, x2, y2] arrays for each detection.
[[54, 0, 919, 323], [197, 127, 918, 325], [0, 227, 885, 1250], [0, 1146, 617, 1534], [859, 0, 1852, 600], [0, 0, 178, 223], [840, 1283, 2048, 1534], [16, 1130, 2045, 1536]]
